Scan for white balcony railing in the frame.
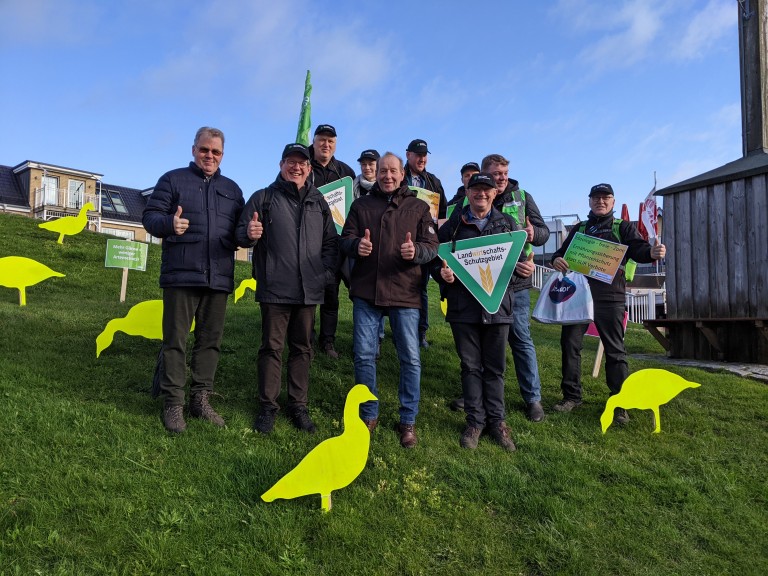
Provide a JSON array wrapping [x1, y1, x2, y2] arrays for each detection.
[[33, 187, 99, 211]]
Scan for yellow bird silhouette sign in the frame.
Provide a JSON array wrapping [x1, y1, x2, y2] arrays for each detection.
[[0, 256, 65, 306], [261, 384, 377, 512], [234, 278, 257, 303], [96, 299, 194, 357], [601, 369, 701, 434], [38, 202, 95, 244]]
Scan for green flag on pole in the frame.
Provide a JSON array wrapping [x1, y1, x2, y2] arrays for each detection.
[[296, 70, 312, 146]]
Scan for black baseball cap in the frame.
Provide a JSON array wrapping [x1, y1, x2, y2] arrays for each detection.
[[314, 124, 337, 136], [589, 183, 615, 197], [281, 143, 311, 160], [406, 139, 430, 154], [467, 172, 496, 189], [460, 162, 480, 174], [357, 149, 380, 162]]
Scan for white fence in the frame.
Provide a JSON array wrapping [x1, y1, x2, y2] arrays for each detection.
[[532, 265, 664, 324]]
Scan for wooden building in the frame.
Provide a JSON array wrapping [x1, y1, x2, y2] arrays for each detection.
[[645, 0, 768, 363]]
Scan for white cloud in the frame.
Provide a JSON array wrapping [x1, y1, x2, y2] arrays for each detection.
[[0, 0, 101, 47], [674, 0, 735, 60]]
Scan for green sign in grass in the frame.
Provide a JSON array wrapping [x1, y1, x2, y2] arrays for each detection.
[[104, 239, 148, 271]]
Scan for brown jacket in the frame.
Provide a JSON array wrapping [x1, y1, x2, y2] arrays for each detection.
[[340, 183, 438, 308]]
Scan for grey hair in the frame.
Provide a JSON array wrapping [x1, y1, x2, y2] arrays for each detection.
[[379, 151, 404, 170], [194, 127, 225, 146]]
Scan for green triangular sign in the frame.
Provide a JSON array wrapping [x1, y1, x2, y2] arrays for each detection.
[[438, 230, 528, 314], [318, 176, 354, 234]]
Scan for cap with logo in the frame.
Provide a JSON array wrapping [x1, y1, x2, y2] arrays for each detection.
[[460, 162, 480, 174], [589, 183, 615, 197], [406, 139, 430, 154], [467, 172, 496, 189], [282, 143, 311, 160], [314, 124, 337, 137], [357, 149, 380, 162]]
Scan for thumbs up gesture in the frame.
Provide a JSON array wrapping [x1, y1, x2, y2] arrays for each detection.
[[358, 228, 373, 257], [400, 231, 415, 261], [173, 205, 189, 235], [524, 216, 534, 242], [248, 211, 263, 240], [440, 258, 455, 283]]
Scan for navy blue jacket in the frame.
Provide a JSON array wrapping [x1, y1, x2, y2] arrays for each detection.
[[143, 162, 244, 293]]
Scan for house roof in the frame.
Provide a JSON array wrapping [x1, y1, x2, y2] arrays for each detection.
[[0, 164, 29, 208], [656, 151, 768, 196]]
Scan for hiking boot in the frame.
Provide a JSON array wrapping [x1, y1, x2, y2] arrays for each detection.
[[449, 396, 465, 412], [189, 391, 225, 427], [488, 422, 516, 452], [289, 406, 317, 434], [363, 418, 379, 433], [162, 405, 186, 434], [397, 423, 417, 449], [254, 407, 278, 434], [322, 342, 339, 359], [525, 401, 546, 423], [553, 398, 583, 413], [460, 425, 482, 449], [613, 407, 630, 425]]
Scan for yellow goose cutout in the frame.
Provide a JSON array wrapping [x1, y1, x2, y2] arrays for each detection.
[[38, 202, 95, 244], [96, 299, 194, 357], [234, 278, 257, 303], [0, 256, 65, 306], [601, 369, 701, 433], [261, 384, 377, 512]]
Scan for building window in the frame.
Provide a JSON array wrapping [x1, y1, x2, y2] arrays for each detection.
[[68, 179, 85, 209], [102, 227, 135, 240], [42, 175, 59, 205], [101, 189, 129, 214]]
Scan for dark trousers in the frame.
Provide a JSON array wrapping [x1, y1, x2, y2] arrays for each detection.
[[318, 274, 340, 346], [560, 300, 627, 400], [258, 303, 315, 410], [451, 322, 509, 429], [160, 287, 228, 407]]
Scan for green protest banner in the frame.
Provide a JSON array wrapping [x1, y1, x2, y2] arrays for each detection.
[[562, 232, 628, 284], [105, 239, 148, 271], [438, 230, 527, 314], [318, 177, 353, 234]]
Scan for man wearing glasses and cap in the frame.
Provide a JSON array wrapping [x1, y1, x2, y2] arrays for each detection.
[[551, 183, 666, 426], [403, 138, 447, 349], [236, 143, 339, 435], [309, 124, 356, 360]]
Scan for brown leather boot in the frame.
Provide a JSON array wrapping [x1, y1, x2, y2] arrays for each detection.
[[397, 423, 417, 448]]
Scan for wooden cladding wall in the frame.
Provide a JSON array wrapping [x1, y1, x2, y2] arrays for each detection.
[[664, 173, 768, 361]]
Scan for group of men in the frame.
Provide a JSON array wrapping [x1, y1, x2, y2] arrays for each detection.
[[142, 125, 665, 450]]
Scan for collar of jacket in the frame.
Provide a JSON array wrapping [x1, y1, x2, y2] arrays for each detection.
[[273, 174, 319, 201], [402, 164, 435, 189], [370, 182, 414, 203], [585, 210, 616, 227], [187, 162, 220, 180]]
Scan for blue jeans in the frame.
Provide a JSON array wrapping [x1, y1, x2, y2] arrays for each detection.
[[352, 298, 421, 424], [507, 289, 542, 403]]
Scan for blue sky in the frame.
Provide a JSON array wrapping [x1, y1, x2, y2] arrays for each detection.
[[1, 0, 740, 221]]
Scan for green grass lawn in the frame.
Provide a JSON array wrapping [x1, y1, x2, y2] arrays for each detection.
[[0, 212, 766, 575]]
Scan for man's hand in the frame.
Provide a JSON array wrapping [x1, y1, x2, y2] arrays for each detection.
[[173, 206, 189, 235], [247, 211, 263, 240], [400, 232, 415, 260], [552, 256, 569, 273], [440, 259, 455, 283], [515, 258, 535, 278], [650, 237, 666, 260], [358, 228, 373, 257]]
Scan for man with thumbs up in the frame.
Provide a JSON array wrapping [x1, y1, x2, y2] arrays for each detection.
[[340, 152, 438, 448], [143, 126, 244, 434]]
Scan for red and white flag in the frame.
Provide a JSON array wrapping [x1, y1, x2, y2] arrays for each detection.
[[639, 186, 657, 240]]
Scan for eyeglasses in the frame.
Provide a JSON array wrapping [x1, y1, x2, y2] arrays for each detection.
[[284, 159, 309, 167], [196, 146, 223, 157]]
